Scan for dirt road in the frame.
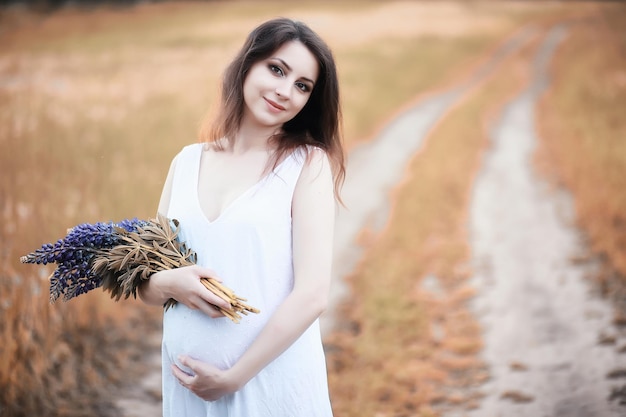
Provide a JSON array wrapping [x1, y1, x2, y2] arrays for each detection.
[[464, 24, 626, 417]]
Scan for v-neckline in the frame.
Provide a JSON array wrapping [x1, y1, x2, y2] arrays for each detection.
[[195, 147, 294, 225]]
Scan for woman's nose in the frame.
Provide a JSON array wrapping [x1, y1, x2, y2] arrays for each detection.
[[275, 81, 291, 99]]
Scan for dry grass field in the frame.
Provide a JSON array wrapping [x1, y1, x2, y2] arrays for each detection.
[[4, 1, 620, 416], [537, 5, 626, 306]]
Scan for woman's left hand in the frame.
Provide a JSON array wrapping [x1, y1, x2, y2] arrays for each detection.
[[172, 355, 240, 401]]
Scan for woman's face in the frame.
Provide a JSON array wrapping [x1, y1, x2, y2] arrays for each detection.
[[242, 41, 319, 130]]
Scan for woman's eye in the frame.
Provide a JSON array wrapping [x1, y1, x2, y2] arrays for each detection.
[[295, 82, 310, 92], [269, 65, 284, 76]]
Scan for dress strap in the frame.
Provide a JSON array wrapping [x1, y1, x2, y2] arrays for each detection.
[[167, 143, 203, 218], [270, 147, 307, 196]]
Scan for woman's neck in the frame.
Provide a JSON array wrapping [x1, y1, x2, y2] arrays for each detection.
[[229, 119, 280, 155]]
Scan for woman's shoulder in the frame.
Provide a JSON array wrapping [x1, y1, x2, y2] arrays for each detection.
[[179, 142, 205, 155], [291, 145, 331, 182], [171, 142, 205, 162], [298, 145, 329, 169], [291, 144, 327, 163], [167, 143, 205, 172]]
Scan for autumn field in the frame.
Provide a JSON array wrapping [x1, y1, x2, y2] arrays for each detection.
[[536, 6, 626, 307], [2, 1, 623, 416]]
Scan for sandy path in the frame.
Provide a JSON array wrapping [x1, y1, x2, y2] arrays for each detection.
[[465, 24, 626, 416]]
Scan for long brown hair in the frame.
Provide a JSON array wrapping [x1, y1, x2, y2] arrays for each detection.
[[200, 18, 345, 201]]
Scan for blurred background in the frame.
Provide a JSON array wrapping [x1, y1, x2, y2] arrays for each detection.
[[1, 1, 624, 416]]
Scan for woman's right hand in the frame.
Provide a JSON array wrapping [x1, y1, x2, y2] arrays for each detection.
[[141, 265, 231, 318]]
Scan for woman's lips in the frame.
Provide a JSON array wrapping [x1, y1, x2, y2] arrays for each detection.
[[264, 97, 285, 112]]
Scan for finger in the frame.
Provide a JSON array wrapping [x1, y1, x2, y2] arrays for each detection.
[[197, 300, 226, 318], [179, 355, 202, 371], [185, 294, 223, 318], [187, 294, 225, 317], [195, 266, 221, 282], [178, 355, 192, 370], [181, 356, 222, 379], [199, 290, 232, 311], [171, 364, 194, 386]]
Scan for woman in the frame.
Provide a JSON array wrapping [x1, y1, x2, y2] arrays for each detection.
[[138, 17, 345, 416]]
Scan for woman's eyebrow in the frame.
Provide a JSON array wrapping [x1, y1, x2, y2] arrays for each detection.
[[272, 57, 316, 85]]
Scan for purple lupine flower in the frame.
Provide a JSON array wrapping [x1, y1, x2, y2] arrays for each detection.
[[21, 218, 150, 302]]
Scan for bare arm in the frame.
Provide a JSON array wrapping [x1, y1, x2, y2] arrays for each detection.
[[174, 149, 336, 399]]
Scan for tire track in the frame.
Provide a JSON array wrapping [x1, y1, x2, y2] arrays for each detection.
[[466, 24, 626, 417]]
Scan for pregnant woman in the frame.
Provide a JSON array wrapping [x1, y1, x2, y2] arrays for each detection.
[[138, 17, 345, 417]]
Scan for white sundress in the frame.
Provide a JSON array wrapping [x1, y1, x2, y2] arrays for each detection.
[[161, 143, 333, 417]]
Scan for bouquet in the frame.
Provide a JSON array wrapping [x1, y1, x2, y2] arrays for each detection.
[[20, 214, 259, 323]]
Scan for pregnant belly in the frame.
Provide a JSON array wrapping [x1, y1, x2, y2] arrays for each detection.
[[162, 303, 263, 371]]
